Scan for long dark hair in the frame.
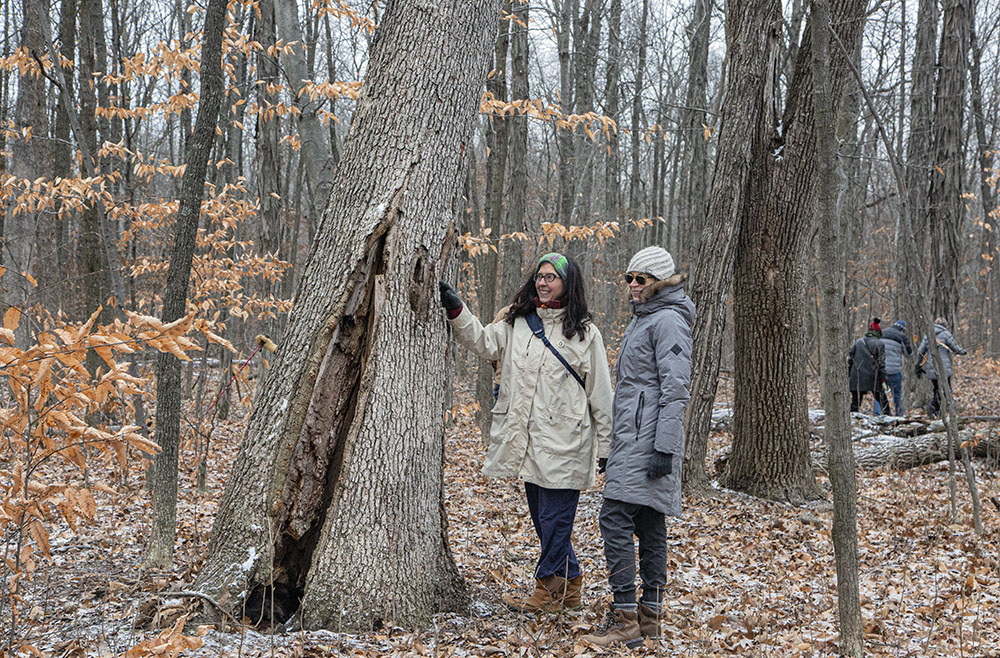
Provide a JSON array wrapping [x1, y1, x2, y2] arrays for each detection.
[[505, 256, 593, 340]]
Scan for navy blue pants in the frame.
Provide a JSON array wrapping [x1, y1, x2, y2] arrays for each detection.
[[524, 482, 581, 580]]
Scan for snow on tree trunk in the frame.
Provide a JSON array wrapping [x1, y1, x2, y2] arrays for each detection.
[[194, 0, 500, 632]]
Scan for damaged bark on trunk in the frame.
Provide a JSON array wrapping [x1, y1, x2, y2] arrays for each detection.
[[194, 0, 500, 632]]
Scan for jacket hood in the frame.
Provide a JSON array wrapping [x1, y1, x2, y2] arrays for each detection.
[[633, 273, 694, 325]]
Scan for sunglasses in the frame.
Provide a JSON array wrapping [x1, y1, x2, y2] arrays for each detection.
[[624, 273, 650, 285], [534, 272, 561, 283]]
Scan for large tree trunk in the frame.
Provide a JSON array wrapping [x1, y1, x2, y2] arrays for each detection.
[[928, 0, 970, 324], [195, 0, 500, 632], [147, 0, 228, 569], [628, 0, 648, 225], [811, 0, 862, 652], [682, 0, 782, 495], [502, 0, 529, 299], [724, 0, 868, 502]]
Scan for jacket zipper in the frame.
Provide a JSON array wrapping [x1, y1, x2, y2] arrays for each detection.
[[634, 391, 645, 439]]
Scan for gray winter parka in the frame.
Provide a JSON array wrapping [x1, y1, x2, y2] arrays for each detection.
[[881, 325, 913, 375], [917, 325, 966, 380], [603, 275, 695, 516]]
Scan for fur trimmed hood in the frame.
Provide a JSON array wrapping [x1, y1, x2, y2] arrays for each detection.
[[638, 272, 688, 303]]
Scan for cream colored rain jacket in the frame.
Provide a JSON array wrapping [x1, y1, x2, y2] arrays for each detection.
[[449, 305, 614, 490]]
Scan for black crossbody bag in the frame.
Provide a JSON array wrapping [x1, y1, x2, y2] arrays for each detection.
[[525, 311, 586, 389]]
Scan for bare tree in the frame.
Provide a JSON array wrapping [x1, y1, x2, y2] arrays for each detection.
[[193, 0, 500, 630]]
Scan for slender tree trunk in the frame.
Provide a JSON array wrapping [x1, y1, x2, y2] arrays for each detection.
[[556, 0, 578, 226], [569, 0, 602, 231], [682, 0, 782, 495], [811, 0, 862, 653], [2, 0, 50, 347], [147, 0, 228, 569], [53, 0, 77, 305], [725, 0, 868, 502], [682, 0, 710, 257], [628, 0, 648, 225], [194, 0, 500, 631], [929, 0, 970, 324], [274, 0, 337, 232], [603, 0, 622, 225], [502, 0, 529, 298], [77, 0, 113, 321], [969, 18, 998, 349]]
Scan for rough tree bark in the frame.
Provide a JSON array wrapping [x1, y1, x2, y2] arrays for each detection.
[[502, 0, 529, 299], [628, 0, 649, 225], [680, 0, 711, 258], [928, 0, 970, 324], [147, 0, 227, 568], [194, 0, 500, 631], [682, 0, 782, 495], [724, 0, 868, 502], [811, 0, 862, 652]]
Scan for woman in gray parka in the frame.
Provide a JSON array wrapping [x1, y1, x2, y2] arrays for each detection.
[[582, 246, 695, 649]]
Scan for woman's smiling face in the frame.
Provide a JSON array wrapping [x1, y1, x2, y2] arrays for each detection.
[[535, 263, 564, 304]]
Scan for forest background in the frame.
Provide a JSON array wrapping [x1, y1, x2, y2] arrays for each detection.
[[1, 0, 1000, 655]]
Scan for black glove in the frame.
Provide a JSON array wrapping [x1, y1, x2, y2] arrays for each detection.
[[646, 451, 673, 479], [438, 281, 462, 312], [915, 364, 925, 379], [598, 458, 607, 474]]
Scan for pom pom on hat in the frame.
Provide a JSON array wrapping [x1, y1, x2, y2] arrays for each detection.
[[869, 318, 882, 333], [627, 246, 675, 281]]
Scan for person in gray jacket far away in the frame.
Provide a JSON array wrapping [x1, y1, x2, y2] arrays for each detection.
[[881, 320, 914, 415], [916, 317, 966, 418], [582, 246, 694, 649]]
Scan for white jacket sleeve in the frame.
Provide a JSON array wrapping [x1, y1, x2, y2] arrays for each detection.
[[586, 330, 614, 458], [448, 305, 509, 361]]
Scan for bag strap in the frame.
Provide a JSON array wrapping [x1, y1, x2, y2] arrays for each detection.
[[526, 311, 586, 389]]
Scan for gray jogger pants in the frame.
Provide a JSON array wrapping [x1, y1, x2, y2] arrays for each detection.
[[598, 498, 667, 606]]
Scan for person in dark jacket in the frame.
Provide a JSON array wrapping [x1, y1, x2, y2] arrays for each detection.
[[881, 320, 914, 415], [848, 320, 886, 414], [582, 246, 694, 649], [917, 317, 966, 418]]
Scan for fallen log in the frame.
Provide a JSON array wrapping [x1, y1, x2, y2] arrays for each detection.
[[812, 429, 1000, 471]]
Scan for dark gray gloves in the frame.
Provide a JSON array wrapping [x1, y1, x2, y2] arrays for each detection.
[[646, 451, 673, 479], [438, 281, 462, 312], [598, 458, 607, 474]]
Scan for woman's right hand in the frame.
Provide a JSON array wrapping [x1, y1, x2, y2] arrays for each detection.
[[439, 281, 463, 312]]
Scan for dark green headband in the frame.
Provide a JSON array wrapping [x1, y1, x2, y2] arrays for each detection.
[[537, 252, 569, 277]]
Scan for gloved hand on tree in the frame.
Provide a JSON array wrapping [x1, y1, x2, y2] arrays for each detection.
[[598, 457, 607, 474], [438, 281, 463, 313], [646, 451, 673, 479]]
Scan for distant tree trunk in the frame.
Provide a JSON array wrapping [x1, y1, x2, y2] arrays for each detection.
[[502, 0, 529, 298], [628, 0, 648, 226], [681, 0, 710, 257], [2, 0, 49, 347], [475, 3, 511, 441], [274, 0, 337, 232], [928, 0, 969, 324], [147, 0, 227, 569], [682, 0, 781, 495], [570, 0, 602, 231], [969, 19, 998, 351], [52, 0, 77, 301], [556, 0, 578, 226], [194, 0, 499, 631], [603, 0, 622, 224], [811, 0, 862, 653], [725, 0, 868, 502], [898, 0, 937, 406], [77, 0, 113, 321]]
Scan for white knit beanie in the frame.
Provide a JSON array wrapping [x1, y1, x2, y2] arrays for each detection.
[[627, 246, 675, 280]]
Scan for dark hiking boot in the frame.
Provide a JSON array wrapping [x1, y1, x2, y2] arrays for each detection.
[[638, 603, 663, 638], [580, 606, 643, 648]]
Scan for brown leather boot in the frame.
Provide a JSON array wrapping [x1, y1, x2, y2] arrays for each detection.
[[638, 603, 663, 638], [502, 575, 566, 612], [562, 574, 584, 609], [580, 606, 643, 648]]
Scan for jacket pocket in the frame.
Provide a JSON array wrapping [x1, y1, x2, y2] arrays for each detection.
[[492, 399, 510, 415], [634, 391, 645, 439]]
